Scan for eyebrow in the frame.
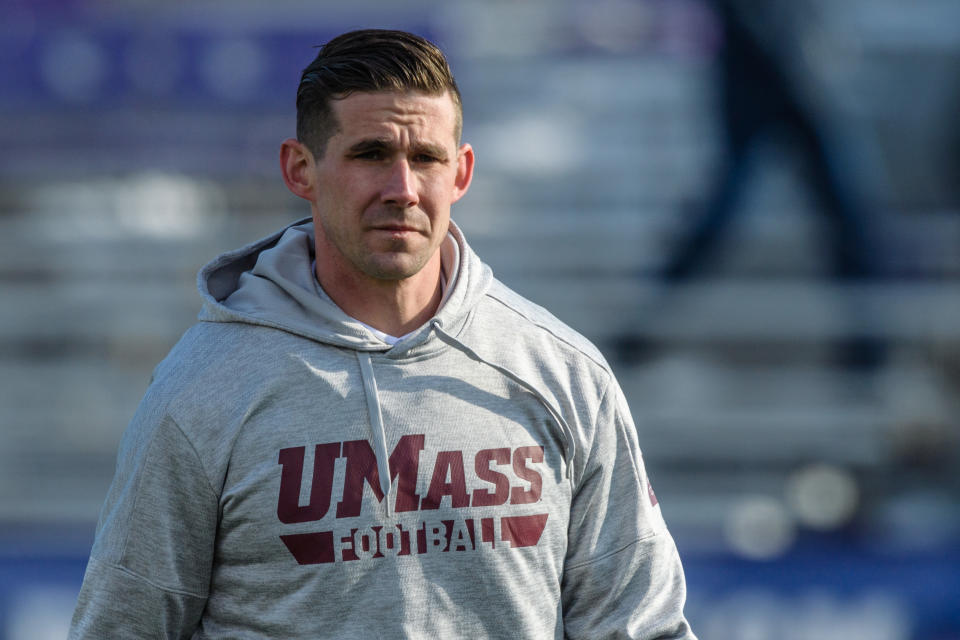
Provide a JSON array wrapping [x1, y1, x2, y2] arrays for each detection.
[[346, 138, 450, 161]]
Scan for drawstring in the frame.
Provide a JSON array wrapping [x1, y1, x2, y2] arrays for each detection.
[[355, 321, 577, 518], [356, 352, 394, 517], [430, 320, 576, 481]]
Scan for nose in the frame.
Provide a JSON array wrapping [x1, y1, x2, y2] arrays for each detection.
[[381, 160, 419, 208]]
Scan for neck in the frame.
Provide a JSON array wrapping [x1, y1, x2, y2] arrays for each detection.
[[316, 253, 444, 338]]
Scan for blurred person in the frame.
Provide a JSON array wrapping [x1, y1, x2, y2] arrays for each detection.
[[622, 0, 884, 368], [68, 29, 695, 639]]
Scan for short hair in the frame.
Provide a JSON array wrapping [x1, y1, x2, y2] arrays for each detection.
[[296, 29, 463, 157]]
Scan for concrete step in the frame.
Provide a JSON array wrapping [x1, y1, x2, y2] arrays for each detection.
[[505, 277, 960, 344]]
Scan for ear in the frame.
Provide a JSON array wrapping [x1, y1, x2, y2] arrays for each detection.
[[280, 138, 316, 201], [451, 143, 475, 204]]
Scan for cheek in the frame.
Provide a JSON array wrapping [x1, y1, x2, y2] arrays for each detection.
[[421, 174, 458, 207], [318, 179, 366, 218]]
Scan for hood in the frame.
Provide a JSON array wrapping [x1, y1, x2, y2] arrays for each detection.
[[197, 217, 493, 356]]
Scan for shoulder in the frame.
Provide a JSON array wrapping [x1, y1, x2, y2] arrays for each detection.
[[143, 320, 304, 437], [151, 322, 261, 392], [153, 320, 303, 387], [123, 320, 311, 490], [482, 278, 610, 367], [469, 279, 629, 478], [487, 280, 608, 368]]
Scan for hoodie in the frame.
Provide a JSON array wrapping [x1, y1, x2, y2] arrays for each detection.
[[69, 218, 695, 639]]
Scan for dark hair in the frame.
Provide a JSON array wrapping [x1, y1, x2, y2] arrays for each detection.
[[296, 29, 463, 157]]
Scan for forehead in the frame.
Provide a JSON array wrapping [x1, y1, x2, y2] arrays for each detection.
[[329, 90, 459, 146]]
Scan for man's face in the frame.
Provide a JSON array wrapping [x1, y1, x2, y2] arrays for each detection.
[[308, 90, 472, 284]]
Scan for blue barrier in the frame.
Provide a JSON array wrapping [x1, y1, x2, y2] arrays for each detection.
[[2, 536, 958, 639]]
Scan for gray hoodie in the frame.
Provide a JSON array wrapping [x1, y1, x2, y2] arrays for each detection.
[[69, 218, 695, 639]]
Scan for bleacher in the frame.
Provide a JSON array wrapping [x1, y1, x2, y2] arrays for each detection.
[[1, 1, 958, 637]]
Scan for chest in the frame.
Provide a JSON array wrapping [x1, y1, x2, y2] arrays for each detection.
[[211, 351, 572, 570]]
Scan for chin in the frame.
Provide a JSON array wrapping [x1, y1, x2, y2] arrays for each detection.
[[363, 255, 430, 281]]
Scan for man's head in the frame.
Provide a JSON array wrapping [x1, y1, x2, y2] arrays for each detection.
[[296, 29, 463, 159], [280, 30, 474, 304]]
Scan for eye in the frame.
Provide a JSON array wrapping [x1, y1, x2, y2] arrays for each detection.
[[354, 150, 385, 161]]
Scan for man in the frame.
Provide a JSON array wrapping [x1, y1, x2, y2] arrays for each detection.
[[651, 0, 883, 369], [69, 29, 695, 638]]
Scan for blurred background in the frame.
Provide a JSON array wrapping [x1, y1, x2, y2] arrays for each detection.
[[1, 0, 959, 637]]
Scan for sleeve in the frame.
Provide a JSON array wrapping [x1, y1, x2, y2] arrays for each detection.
[[69, 400, 219, 639], [561, 379, 696, 640]]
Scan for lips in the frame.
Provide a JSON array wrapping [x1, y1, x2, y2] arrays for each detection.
[[369, 222, 422, 234], [365, 209, 427, 235]]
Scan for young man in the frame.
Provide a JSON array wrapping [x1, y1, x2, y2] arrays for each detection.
[[69, 29, 696, 639]]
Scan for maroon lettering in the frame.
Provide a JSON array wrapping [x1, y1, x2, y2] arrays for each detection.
[[395, 523, 412, 556], [421, 450, 470, 510], [471, 448, 511, 507], [336, 441, 382, 518], [369, 526, 386, 558], [419, 521, 448, 553], [501, 513, 549, 547], [339, 528, 361, 561], [390, 434, 426, 512], [336, 435, 426, 518], [281, 514, 548, 564], [449, 519, 475, 551], [277, 443, 341, 524], [510, 446, 544, 505], [367, 525, 409, 558], [481, 517, 496, 549], [416, 522, 426, 552], [280, 531, 336, 564]]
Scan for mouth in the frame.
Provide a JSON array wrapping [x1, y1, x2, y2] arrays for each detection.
[[369, 223, 422, 234]]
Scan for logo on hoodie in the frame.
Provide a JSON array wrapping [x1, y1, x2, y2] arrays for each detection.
[[275, 434, 549, 564]]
